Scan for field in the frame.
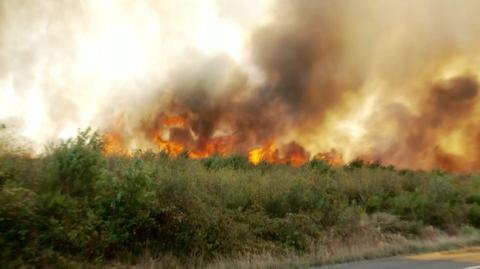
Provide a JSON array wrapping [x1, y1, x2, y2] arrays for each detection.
[[1, 130, 480, 268]]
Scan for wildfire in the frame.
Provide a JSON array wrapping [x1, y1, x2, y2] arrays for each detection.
[[102, 115, 128, 156], [102, 115, 313, 166], [96, 2, 480, 173], [102, 131, 127, 155], [282, 142, 310, 166], [248, 140, 278, 165], [188, 136, 235, 159], [314, 149, 344, 166], [247, 141, 310, 166], [161, 115, 186, 127], [153, 135, 185, 156]]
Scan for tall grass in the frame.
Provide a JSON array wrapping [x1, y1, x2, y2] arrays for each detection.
[[1, 130, 480, 268]]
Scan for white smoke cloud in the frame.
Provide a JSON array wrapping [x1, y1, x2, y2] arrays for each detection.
[[0, 0, 271, 150]]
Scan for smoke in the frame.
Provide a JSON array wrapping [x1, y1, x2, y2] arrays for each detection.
[[0, 0, 267, 147], [2, 0, 480, 171], [364, 76, 480, 171]]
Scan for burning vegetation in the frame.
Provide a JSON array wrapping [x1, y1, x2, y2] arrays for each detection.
[[4, 0, 480, 171], [99, 1, 480, 171]]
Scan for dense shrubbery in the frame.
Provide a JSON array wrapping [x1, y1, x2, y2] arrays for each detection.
[[1, 131, 480, 267]]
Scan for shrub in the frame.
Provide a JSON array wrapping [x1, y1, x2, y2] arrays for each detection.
[[306, 159, 331, 173], [46, 129, 104, 196], [345, 158, 365, 170], [201, 154, 250, 170], [0, 187, 40, 265], [467, 204, 480, 228], [1, 130, 480, 267]]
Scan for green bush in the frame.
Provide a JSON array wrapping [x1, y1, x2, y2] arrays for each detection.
[[46, 129, 104, 196], [0, 187, 40, 265], [201, 154, 250, 170], [1, 130, 480, 267], [306, 159, 331, 173], [467, 204, 480, 228]]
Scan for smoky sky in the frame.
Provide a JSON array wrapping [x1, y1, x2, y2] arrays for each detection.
[[3, 0, 480, 171]]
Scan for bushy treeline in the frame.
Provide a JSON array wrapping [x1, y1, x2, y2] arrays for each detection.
[[1, 130, 480, 268]]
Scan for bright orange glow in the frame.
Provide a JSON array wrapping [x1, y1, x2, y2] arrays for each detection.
[[153, 134, 185, 156], [103, 114, 314, 166], [248, 141, 279, 165], [248, 148, 263, 165], [103, 131, 127, 155], [282, 142, 310, 166], [161, 115, 187, 127], [188, 136, 234, 159], [314, 149, 344, 166], [102, 115, 128, 155]]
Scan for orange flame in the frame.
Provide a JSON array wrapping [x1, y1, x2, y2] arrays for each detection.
[[188, 136, 235, 159], [102, 114, 332, 167], [102, 115, 128, 155], [161, 115, 186, 127], [248, 140, 279, 165], [314, 149, 344, 166], [153, 134, 185, 156], [103, 131, 127, 155], [281, 142, 310, 166]]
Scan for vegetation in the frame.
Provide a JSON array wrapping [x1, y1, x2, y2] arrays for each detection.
[[1, 130, 480, 268]]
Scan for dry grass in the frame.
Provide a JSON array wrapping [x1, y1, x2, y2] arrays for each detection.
[[113, 229, 480, 269]]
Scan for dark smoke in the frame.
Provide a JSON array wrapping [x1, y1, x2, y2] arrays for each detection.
[[139, 1, 359, 153], [251, 1, 359, 120], [367, 76, 480, 171], [100, 0, 480, 172]]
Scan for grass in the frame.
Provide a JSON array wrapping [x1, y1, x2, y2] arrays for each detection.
[[1, 129, 480, 268], [127, 233, 480, 269]]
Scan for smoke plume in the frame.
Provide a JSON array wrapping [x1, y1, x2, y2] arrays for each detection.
[[2, 0, 480, 171]]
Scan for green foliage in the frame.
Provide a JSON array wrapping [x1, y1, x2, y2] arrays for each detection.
[[306, 159, 331, 173], [345, 158, 365, 170], [0, 187, 40, 265], [201, 154, 250, 170], [467, 204, 480, 228], [46, 128, 104, 196], [1, 130, 480, 267]]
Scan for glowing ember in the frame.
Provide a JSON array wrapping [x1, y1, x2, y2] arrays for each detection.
[[161, 115, 187, 127], [248, 148, 262, 165], [103, 131, 127, 155], [65, 2, 480, 172], [248, 141, 278, 165], [314, 149, 344, 166], [102, 115, 128, 156], [281, 142, 310, 166], [153, 135, 185, 156]]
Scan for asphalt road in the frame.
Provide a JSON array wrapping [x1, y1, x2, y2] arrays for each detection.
[[316, 247, 480, 269]]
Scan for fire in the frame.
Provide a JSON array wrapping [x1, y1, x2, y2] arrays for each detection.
[[161, 115, 186, 127], [6, 1, 480, 173], [248, 148, 262, 165], [188, 136, 235, 159], [102, 115, 128, 156], [314, 149, 344, 166], [103, 131, 127, 155], [102, 113, 313, 166], [247, 141, 309, 166], [153, 134, 185, 156], [281, 142, 310, 166], [145, 114, 241, 158], [248, 140, 278, 165]]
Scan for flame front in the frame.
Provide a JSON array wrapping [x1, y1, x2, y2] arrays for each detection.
[[248, 141, 278, 165], [103, 131, 126, 155], [315, 150, 344, 167], [7, 1, 480, 172], [103, 114, 314, 166]]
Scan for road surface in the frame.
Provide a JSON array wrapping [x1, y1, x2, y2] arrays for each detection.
[[316, 247, 480, 269]]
